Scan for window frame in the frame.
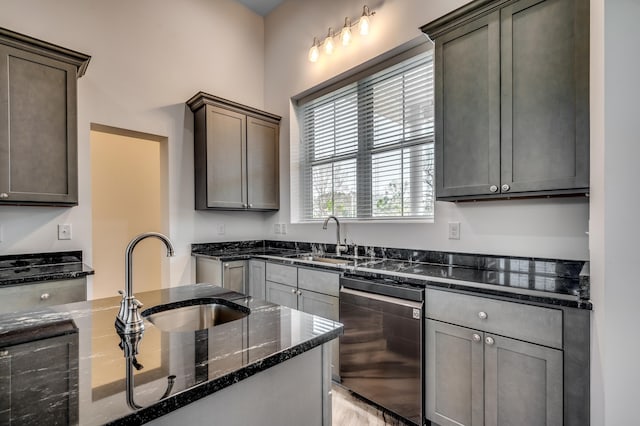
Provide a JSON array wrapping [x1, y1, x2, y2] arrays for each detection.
[[292, 39, 435, 223]]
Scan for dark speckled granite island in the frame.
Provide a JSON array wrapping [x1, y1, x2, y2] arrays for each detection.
[[0, 284, 341, 425]]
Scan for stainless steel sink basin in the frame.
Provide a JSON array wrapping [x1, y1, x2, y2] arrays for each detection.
[[141, 298, 249, 332], [296, 254, 354, 265]]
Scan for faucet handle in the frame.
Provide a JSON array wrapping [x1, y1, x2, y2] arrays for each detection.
[[125, 298, 145, 333]]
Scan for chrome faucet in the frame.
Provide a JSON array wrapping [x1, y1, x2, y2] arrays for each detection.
[[116, 232, 175, 334], [322, 215, 347, 256]]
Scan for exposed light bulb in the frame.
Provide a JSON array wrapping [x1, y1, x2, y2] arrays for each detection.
[[308, 38, 319, 62], [324, 28, 335, 55], [359, 5, 372, 36], [341, 17, 352, 46]]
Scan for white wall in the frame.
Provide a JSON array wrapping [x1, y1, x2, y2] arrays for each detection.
[[264, 0, 590, 260], [0, 0, 269, 286], [590, 0, 640, 424]]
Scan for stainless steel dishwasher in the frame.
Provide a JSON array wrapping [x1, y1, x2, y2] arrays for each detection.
[[339, 276, 424, 425]]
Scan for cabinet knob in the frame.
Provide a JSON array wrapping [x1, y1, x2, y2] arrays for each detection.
[[297, 290, 302, 296], [243, 203, 248, 208], [224, 263, 229, 268], [0, 350, 7, 357], [489, 185, 498, 193], [485, 336, 495, 346], [472, 333, 481, 342], [248, 204, 253, 208], [0, 193, 8, 199], [478, 311, 488, 320], [501, 184, 510, 192], [291, 288, 296, 294], [40, 293, 50, 300]]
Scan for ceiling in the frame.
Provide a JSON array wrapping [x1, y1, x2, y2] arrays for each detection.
[[235, 0, 284, 16]]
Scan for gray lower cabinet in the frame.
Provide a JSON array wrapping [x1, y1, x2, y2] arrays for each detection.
[[187, 92, 280, 211], [264, 262, 340, 379], [422, 0, 589, 200], [426, 319, 562, 426], [0, 324, 79, 424], [0, 28, 90, 206], [195, 257, 247, 294], [248, 260, 266, 299], [265, 280, 297, 310], [0, 278, 87, 315]]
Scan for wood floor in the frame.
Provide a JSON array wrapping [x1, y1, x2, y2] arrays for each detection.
[[332, 383, 415, 426]]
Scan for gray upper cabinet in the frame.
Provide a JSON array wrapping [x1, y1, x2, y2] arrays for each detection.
[[0, 28, 90, 206], [422, 0, 589, 200], [187, 92, 280, 211]]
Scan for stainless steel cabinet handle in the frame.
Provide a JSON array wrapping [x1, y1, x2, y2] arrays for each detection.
[[0, 193, 8, 199], [478, 311, 488, 320], [501, 184, 510, 192], [472, 333, 481, 342], [489, 185, 498, 193], [485, 336, 495, 346], [40, 293, 50, 300]]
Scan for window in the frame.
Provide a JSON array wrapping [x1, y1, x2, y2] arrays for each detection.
[[293, 44, 434, 222]]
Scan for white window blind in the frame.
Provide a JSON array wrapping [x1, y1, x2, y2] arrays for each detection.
[[293, 47, 435, 222]]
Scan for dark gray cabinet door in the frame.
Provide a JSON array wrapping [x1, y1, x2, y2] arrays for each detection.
[[435, 11, 501, 199], [298, 289, 339, 380], [248, 260, 266, 300], [246, 117, 279, 210], [203, 105, 247, 209], [222, 260, 247, 294], [265, 281, 297, 310], [484, 333, 563, 426], [425, 319, 484, 426], [0, 332, 79, 425], [0, 45, 79, 205], [500, 0, 589, 195]]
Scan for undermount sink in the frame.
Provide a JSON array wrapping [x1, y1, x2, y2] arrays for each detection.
[[141, 298, 250, 333], [296, 254, 354, 265]]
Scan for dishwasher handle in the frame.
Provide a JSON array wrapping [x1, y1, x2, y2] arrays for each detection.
[[340, 286, 423, 310]]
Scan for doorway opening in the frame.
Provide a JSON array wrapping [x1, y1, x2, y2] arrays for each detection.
[[90, 124, 169, 300]]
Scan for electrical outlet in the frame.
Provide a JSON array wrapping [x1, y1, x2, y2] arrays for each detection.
[[217, 224, 225, 235], [280, 223, 287, 235], [58, 224, 72, 240], [448, 222, 460, 240], [274, 224, 281, 234]]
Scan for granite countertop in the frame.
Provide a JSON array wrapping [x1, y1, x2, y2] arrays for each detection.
[[0, 251, 94, 287], [0, 284, 342, 425], [192, 240, 591, 309]]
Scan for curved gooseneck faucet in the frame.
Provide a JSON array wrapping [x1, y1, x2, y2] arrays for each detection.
[[322, 215, 347, 256], [116, 232, 175, 334]]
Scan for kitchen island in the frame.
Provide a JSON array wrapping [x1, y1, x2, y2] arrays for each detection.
[[0, 284, 342, 425]]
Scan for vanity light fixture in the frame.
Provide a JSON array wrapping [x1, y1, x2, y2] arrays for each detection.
[[359, 5, 373, 36], [307, 4, 376, 63], [341, 17, 352, 46], [324, 28, 335, 55], [308, 37, 320, 62]]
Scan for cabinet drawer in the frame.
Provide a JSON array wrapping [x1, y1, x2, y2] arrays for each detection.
[[0, 279, 87, 315], [425, 288, 562, 349], [266, 263, 297, 286], [298, 268, 339, 297]]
